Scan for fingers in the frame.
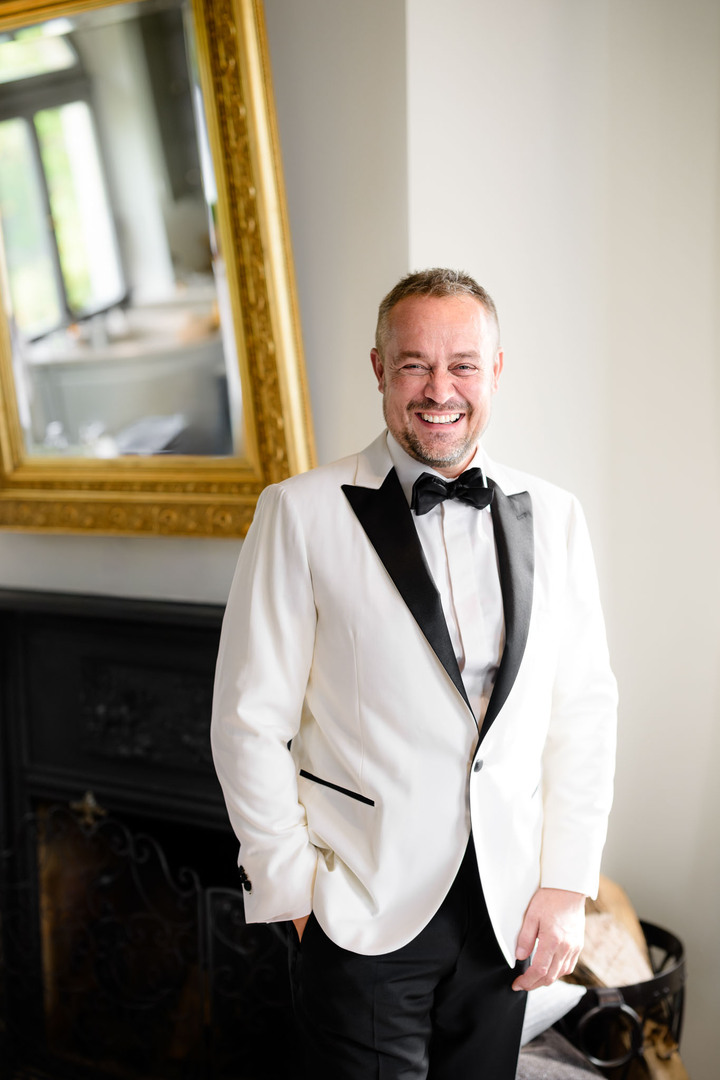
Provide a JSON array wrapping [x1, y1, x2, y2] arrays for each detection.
[[293, 914, 310, 942], [512, 887, 585, 992], [515, 914, 540, 962], [512, 940, 581, 991]]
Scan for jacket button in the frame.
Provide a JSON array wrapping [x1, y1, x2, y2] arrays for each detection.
[[473, 759, 484, 773]]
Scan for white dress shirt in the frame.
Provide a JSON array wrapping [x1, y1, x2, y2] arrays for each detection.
[[386, 431, 505, 723]]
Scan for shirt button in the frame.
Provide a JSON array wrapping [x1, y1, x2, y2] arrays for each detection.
[[473, 759, 484, 773]]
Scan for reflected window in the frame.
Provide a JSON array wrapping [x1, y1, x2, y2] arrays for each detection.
[[0, 29, 126, 339], [36, 101, 124, 319], [0, 117, 63, 335], [0, 0, 237, 460], [0, 24, 77, 83]]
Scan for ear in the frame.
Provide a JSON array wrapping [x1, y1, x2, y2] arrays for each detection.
[[370, 348, 385, 392], [492, 348, 504, 392]]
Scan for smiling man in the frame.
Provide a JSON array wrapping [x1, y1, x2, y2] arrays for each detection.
[[371, 285, 502, 474], [211, 268, 617, 1080]]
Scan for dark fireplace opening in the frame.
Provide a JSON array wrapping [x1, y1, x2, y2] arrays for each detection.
[[2, 798, 299, 1080], [0, 591, 304, 1080]]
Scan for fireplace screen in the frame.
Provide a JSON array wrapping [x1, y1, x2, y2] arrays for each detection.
[[0, 802, 298, 1079]]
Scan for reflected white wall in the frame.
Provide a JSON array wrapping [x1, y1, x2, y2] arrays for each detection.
[[79, 19, 175, 301]]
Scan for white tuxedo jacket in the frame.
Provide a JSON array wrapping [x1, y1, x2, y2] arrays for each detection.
[[211, 433, 617, 964]]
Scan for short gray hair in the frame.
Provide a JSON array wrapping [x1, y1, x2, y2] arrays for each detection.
[[375, 268, 500, 355]]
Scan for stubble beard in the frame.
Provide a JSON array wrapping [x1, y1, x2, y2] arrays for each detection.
[[386, 400, 479, 469], [401, 428, 476, 469]]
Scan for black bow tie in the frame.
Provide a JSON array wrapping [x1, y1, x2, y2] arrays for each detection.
[[410, 468, 493, 516]]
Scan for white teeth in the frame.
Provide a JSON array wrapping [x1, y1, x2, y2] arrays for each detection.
[[420, 413, 461, 424]]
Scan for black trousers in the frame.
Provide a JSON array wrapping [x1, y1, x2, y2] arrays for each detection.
[[288, 842, 528, 1079]]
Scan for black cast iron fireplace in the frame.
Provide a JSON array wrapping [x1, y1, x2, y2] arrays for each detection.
[[0, 590, 299, 1080]]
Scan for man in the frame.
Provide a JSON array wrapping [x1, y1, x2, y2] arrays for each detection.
[[211, 268, 617, 1079]]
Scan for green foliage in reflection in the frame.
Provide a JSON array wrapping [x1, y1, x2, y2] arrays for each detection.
[[35, 107, 92, 313], [0, 118, 61, 333]]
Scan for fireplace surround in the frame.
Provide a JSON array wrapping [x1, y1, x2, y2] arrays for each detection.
[[0, 589, 298, 1080]]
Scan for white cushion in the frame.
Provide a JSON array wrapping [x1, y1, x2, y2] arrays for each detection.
[[521, 981, 587, 1045]]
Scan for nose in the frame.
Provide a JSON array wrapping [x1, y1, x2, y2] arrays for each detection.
[[423, 365, 455, 404]]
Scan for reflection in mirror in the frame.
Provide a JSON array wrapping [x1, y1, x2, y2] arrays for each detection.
[[0, 0, 242, 459]]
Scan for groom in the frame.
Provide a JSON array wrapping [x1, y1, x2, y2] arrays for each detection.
[[211, 268, 617, 1079]]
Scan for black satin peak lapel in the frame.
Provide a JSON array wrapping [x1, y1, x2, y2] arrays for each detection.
[[342, 470, 472, 714], [480, 480, 534, 744]]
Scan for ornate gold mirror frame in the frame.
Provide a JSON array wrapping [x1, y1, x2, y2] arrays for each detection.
[[0, 0, 314, 537]]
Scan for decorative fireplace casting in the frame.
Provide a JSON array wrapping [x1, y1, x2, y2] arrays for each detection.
[[0, 590, 299, 1080]]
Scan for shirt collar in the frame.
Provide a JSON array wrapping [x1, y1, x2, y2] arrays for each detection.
[[385, 430, 491, 509]]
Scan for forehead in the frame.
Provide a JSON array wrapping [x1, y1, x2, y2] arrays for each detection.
[[384, 294, 494, 354]]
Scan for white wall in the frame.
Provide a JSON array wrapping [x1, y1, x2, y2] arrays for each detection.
[[0, 2, 718, 1073], [406, 0, 610, 549], [603, 3, 720, 1076], [405, 2, 720, 1076]]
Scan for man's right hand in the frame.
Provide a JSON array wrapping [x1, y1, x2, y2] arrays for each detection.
[[293, 914, 310, 942]]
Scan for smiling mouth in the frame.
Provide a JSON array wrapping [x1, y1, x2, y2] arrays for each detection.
[[418, 413, 462, 424]]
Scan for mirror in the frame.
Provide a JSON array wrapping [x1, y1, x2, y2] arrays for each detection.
[[0, 0, 315, 537]]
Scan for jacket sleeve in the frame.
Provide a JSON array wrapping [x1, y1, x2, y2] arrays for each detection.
[[211, 483, 319, 923], [540, 495, 618, 898]]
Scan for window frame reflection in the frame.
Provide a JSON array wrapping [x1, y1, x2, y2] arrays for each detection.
[[0, 38, 127, 341]]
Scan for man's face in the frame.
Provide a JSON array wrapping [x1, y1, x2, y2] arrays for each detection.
[[370, 294, 503, 478]]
